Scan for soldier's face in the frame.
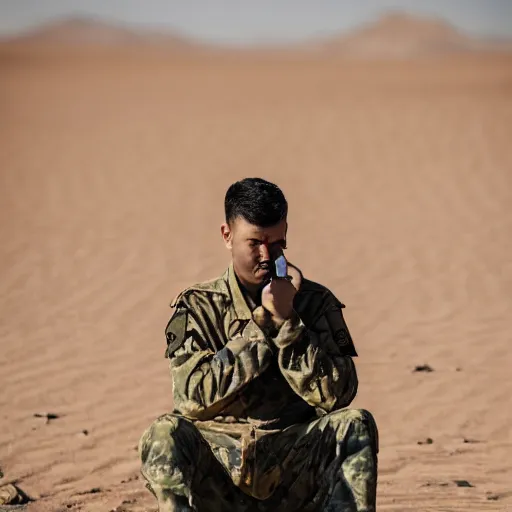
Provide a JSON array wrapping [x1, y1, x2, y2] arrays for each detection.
[[221, 216, 287, 289]]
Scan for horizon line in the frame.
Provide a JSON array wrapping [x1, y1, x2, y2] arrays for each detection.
[[1, 7, 512, 47]]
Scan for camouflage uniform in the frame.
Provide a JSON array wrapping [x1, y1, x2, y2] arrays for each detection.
[[139, 264, 378, 511]]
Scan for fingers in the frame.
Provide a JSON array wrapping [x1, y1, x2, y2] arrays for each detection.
[[253, 306, 269, 326], [252, 305, 275, 332]]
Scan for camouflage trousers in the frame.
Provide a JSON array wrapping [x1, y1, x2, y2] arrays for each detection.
[[139, 408, 378, 512]]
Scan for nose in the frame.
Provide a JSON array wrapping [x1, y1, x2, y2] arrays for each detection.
[[259, 243, 270, 261]]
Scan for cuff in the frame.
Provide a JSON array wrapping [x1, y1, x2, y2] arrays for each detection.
[[272, 310, 306, 349]]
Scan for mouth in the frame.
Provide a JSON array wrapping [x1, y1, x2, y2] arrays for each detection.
[[255, 265, 270, 278]]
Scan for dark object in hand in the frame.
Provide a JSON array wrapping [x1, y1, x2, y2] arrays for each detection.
[[270, 254, 291, 281]]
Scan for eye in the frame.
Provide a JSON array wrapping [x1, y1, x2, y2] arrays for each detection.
[[272, 241, 287, 251]]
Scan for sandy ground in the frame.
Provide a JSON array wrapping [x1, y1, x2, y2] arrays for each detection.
[[1, 44, 511, 511]]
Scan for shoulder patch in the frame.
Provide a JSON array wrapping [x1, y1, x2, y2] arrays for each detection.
[[164, 308, 188, 358], [324, 304, 358, 357]]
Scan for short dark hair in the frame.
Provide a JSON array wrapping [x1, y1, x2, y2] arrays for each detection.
[[225, 178, 288, 227]]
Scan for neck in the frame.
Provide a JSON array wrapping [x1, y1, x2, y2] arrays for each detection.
[[233, 267, 261, 303]]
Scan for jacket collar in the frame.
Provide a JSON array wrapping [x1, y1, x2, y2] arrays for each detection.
[[226, 263, 253, 320]]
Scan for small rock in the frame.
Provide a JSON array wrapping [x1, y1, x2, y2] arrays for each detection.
[[0, 483, 31, 505], [81, 429, 89, 436], [110, 504, 134, 512], [34, 412, 59, 419], [486, 494, 500, 501], [456, 367, 462, 372], [413, 364, 434, 373], [33, 413, 61, 424], [454, 480, 473, 488], [121, 475, 139, 484], [463, 437, 481, 444], [417, 437, 434, 445], [0, 484, 19, 505], [421, 481, 449, 487], [76, 487, 102, 495]]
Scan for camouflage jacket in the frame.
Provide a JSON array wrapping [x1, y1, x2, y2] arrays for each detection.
[[165, 263, 359, 432]]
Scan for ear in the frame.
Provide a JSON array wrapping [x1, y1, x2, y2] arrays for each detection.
[[221, 223, 233, 250]]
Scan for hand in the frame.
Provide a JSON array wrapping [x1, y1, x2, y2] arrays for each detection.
[[260, 263, 302, 325], [252, 305, 273, 332]]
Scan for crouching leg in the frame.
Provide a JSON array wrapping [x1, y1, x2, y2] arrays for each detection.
[[256, 408, 378, 512], [138, 413, 251, 512]]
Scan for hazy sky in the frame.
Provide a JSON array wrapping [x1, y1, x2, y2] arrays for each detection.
[[0, 0, 511, 44]]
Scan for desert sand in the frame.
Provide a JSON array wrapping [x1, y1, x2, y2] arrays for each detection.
[[1, 20, 512, 512]]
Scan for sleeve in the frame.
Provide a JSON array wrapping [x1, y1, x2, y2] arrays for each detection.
[[272, 293, 359, 413], [164, 293, 275, 420]]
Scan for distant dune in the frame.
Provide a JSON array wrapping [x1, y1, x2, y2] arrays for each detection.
[[1, 12, 511, 57], [313, 12, 512, 57], [0, 16, 196, 48]]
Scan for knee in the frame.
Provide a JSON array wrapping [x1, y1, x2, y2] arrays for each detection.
[[139, 413, 194, 459], [328, 408, 379, 454], [139, 413, 199, 488]]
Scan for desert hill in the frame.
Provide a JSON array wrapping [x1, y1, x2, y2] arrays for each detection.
[[2, 12, 511, 57]]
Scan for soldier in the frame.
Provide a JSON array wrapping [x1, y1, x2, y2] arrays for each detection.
[[139, 178, 378, 511]]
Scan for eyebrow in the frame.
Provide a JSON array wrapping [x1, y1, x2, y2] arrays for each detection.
[[247, 238, 286, 246]]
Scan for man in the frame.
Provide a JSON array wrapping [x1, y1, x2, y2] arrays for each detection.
[[139, 178, 378, 512]]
